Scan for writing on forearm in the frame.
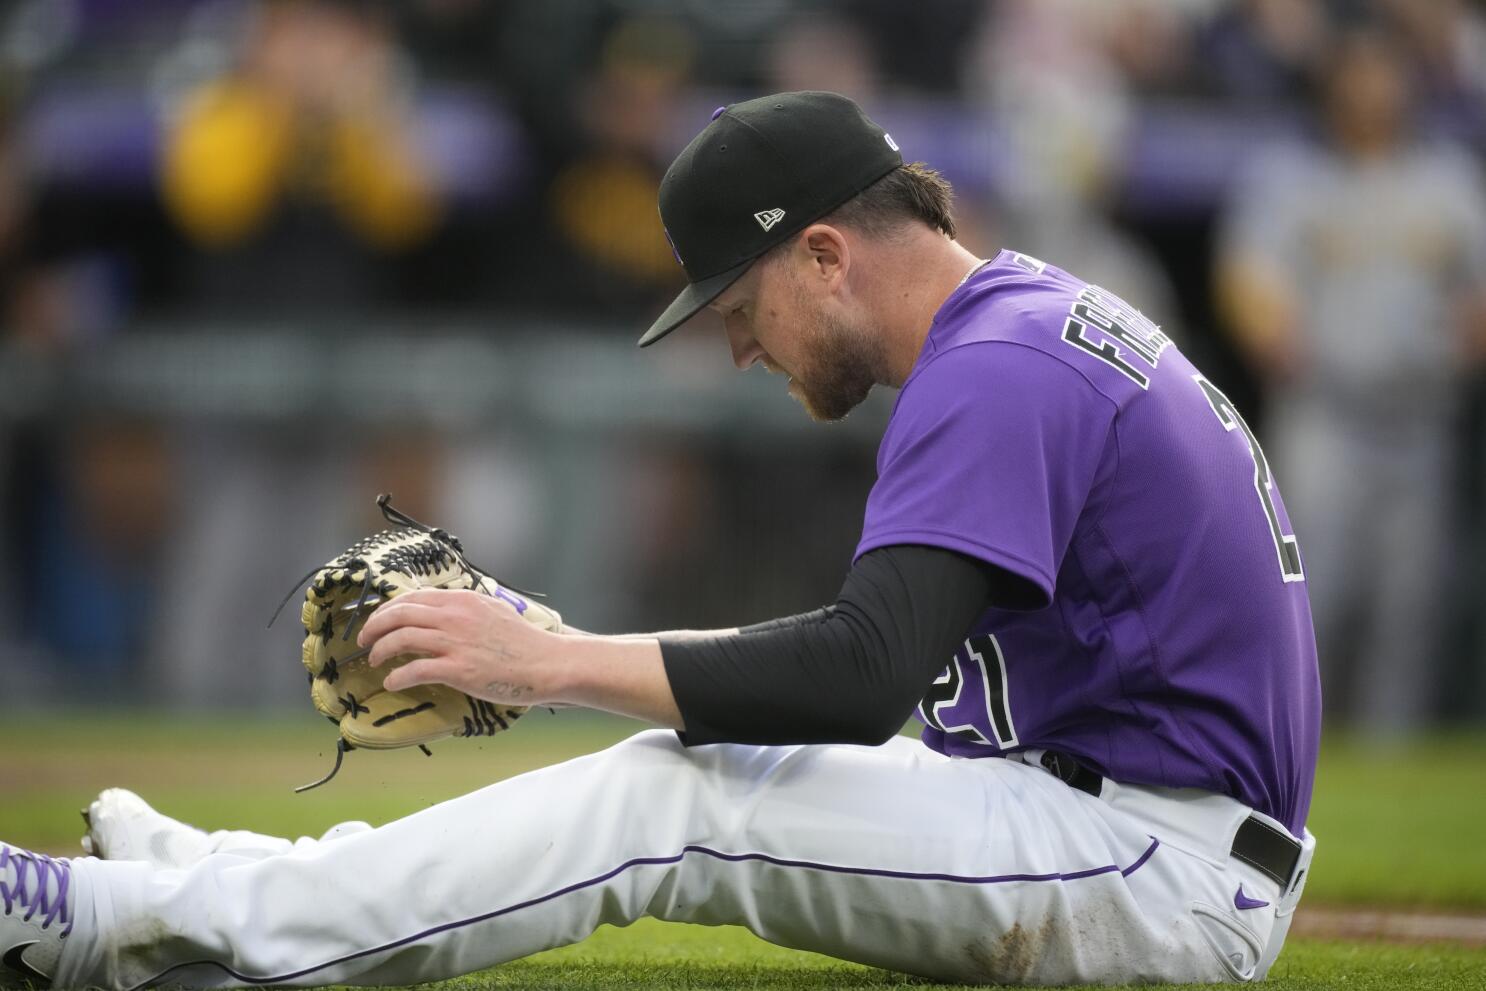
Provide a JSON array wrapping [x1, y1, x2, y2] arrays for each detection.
[[485, 680, 535, 700]]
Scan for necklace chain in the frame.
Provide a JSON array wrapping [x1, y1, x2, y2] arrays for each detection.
[[956, 257, 991, 289]]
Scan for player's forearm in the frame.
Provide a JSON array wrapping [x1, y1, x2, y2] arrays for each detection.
[[549, 634, 685, 729]]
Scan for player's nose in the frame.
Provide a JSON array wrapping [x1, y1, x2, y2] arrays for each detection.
[[726, 322, 764, 371]]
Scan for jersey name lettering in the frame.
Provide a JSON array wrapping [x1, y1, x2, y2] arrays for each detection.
[[1060, 285, 1172, 389]]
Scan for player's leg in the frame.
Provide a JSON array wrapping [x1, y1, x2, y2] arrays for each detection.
[[46, 729, 1281, 989], [81, 789, 371, 867], [1266, 394, 1370, 711], [1351, 429, 1450, 738], [630, 736, 1291, 986]]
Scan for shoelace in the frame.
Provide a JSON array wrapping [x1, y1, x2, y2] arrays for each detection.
[[0, 845, 73, 935]]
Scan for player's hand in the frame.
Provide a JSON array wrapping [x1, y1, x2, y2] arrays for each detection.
[[357, 588, 562, 707]]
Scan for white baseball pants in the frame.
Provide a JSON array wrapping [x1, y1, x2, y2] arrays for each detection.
[[57, 731, 1313, 989]]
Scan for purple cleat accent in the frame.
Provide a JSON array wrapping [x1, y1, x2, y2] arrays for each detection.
[[1234, 884, 1270, 910], [2, 843, 74, 985], [0, 846, 72, 935]]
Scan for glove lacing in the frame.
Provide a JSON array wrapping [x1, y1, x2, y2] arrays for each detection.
[[373, 493, 545, 599], [329, 534, 467, 643]]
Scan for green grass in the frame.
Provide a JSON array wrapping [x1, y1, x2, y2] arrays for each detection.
[[1305, 732, 1486, 908], [449, 926, 1486, 990], [0, 709, 642, 847], [2, 714, 1485, 988]]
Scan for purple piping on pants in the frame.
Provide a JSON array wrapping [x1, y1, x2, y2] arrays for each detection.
[[1121, 837, 1160, 876], [127, 838, 1162, 990]]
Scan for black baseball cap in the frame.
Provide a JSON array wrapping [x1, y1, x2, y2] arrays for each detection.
[[639, 91, 903, 347]]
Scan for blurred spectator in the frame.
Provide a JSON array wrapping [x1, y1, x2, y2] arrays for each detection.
[[1, 84, 174, 696], [766, 10, 879, 102], [1215, 27, 1486, 737], [1194, 0, 1333, 106], [1375, 0, 1486, 132], [7, 416, 174, 701], [527, 14, 691, 323], [395, 0, 505, 87], [1101, 0, 1201, 98], [0, 103, 24, 272], [160, 0, 439, 313], [844, 0, 986, 95], [965, 0, 1181, 331], [0, 90, 135, 351]]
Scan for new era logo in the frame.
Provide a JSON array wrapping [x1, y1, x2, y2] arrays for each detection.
[[754, 208, 785, 231]]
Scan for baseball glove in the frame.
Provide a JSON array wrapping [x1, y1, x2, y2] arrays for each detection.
[[276, 494, 561, 791]]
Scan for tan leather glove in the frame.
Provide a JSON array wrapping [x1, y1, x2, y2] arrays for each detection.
[[291, 495, 561, 790]]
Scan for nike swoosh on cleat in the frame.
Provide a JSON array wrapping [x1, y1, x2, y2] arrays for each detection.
[[1234, 884, 1270, 910], [3, 942, 51, 984]]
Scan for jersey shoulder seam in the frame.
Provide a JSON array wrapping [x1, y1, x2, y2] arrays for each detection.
[[906, 337, 1123, 415]]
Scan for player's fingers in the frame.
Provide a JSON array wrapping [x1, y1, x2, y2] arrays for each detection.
[[381, 656, 449, 693], [358, 601, 448, 646], [372, 587, 463, 610], [367, 626, 449, 668]]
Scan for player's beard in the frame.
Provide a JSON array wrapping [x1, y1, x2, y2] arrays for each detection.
[[785, 284, 887, 423]]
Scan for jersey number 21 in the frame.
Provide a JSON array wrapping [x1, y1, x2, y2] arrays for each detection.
[[918, 634, 1019, 749]]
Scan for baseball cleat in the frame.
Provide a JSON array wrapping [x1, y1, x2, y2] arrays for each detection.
[[80, 789, 213, 869], [0, 843, 73, 988]]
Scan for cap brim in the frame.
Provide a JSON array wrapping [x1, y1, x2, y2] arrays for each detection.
[[638, 257, 756, 347]]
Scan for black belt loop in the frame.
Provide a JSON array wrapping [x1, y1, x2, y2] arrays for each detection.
[[1039, 750, 1103, 797], [1231, 816, 1303, 888], [1040, 750, 1302, 888]]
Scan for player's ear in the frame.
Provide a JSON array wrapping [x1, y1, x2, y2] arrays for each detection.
[[802, 224, 849, 291]]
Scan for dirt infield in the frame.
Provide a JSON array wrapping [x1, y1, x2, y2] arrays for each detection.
[[1293, 907, 1486, 946]]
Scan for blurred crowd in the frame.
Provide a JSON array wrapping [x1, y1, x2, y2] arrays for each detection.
[[1, 0, 1485, 734]]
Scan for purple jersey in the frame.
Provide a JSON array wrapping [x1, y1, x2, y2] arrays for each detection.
[[856, 251, 1320, 834]]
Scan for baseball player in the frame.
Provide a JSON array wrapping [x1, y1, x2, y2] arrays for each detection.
[[2, 91, 1318, 989]]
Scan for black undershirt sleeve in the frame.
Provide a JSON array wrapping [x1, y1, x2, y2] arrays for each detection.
[[660, 544, 1038, 747]]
